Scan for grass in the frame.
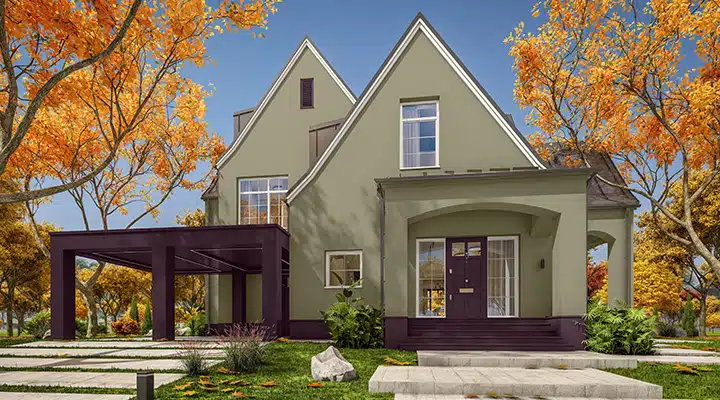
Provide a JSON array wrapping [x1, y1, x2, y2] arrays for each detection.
[[607, 362, 720, 400], [0, 336, 35, 348], [0, 384, 133, 395], [154, 341, 416, 399]]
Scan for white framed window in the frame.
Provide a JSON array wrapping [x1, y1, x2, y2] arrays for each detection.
[[400, 101, 439, 169], [416, 238, 446, 318], [325, 250, 362, 288], [487, 236, 519, 317], [238, 176, 288, 229]]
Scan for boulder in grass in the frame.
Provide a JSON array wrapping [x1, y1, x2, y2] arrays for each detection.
[[311, 346, 357, 382], [175, 326, 191, 336]]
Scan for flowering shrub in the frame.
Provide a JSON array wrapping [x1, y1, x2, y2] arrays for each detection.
[[220, 323, 276, 372], [177, 342, 209, 375], [110, 317, 140, 336]]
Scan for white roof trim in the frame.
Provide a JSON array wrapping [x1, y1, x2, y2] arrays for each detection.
[[286, 18, 546, 203], [217, 38, 355, 168]]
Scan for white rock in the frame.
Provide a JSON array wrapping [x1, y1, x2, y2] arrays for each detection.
[[175, 327, 191, 336], [311, 346, 357, 382], [145, 329, 152, 337]]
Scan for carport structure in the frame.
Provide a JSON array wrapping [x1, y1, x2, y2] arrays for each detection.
[[50, 225, 290, 341]]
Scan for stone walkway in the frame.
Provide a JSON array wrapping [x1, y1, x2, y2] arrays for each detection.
[[394, 396, 674, 400], [0, 356, 219, 370], [369, 366, 662, 398], [0, 370, 184, 389], [0, 394, 130, 400], [0, 347, 223, 358], [16, 340, 221, 349], [418, 351, 636, 369]]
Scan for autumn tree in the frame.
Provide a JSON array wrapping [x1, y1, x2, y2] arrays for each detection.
[[95, 265, 150, 323], [507, 0, 720, 281], [587, 259, 608, 300], [175, 208, 206, 313], [0, 0, 279, 204]]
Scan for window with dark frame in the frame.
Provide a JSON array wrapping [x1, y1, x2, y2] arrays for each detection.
[[300, 78, 314, 109]]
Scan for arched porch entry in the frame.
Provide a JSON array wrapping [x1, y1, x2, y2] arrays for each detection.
[[587, 207, 635, 307]]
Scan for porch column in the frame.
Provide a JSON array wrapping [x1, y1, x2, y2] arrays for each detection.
[[607, 209, 634, 306], [51, 246, 76, 340], [261, 233, 282, 336], [152, 245, 175, 341], [232, 270, 246, 324]]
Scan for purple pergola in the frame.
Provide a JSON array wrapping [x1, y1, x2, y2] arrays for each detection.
[[50, 224, 290, 341]]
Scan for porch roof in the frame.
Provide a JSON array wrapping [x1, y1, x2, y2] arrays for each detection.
[[49, 224, 290, 275]]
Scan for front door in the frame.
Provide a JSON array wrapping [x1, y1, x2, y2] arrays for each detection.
[[446, 237, 487, 318]]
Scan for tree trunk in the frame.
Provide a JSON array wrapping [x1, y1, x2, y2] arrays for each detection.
[[17, 313, 24, 337], [6, 290, 14, 337], [699, 294, 707, 337], [84, 296, 99, 338]]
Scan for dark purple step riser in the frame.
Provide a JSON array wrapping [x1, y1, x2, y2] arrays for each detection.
[[408, 336, 565, 342], [399, 345, 577, 351], [409, 325, 555, 330], [409, 328, 558, 333]]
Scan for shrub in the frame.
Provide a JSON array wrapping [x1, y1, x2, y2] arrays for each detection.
[[680, 298, 698, 337], [97, 323, 108, 334], [584, 302, 657, 355], [187, 310, 207, 336], [75, 318, 88, 336], [321, 278, 383, 349], [110, 317, 140, 336], [220, 323, 275, 373], [177, 342, 209, 375], [657, 320, 678, 337], [141, 301, 152, 334], [129, 296, 139, 323], [24, 311, 51, 339]]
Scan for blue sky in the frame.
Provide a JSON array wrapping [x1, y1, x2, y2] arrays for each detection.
[[35, 0, 549, 231]]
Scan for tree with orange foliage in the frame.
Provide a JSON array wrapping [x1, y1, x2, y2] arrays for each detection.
[[507, 0, 720, 281], [0, 0, 279, 204]]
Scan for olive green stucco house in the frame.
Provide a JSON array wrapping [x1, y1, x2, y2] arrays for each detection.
[[202, 14, 639, 350]]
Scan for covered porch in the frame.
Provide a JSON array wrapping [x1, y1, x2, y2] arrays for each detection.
[[50, 225, 290, 341]]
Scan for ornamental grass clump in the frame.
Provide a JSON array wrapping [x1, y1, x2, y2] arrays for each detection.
[[177, 342, 209, 376], [584, 301, 657, 355], [219, 323, 275, 373]]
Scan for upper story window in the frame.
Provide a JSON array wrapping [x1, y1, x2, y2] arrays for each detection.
[[300, 78, 314, 109], [238, 177, 288, 229], [401, 102, 439, 169]]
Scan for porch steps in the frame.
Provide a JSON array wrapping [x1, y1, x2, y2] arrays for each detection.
[[368, 366, 662, 398], [399, 319, 576, 351]]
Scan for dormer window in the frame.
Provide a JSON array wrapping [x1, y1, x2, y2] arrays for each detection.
[[401, 102, 439, 169], [300, 78, 314, 109]]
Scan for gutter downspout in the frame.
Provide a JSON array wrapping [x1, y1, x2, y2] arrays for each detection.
[[377, 183, 386, 320]]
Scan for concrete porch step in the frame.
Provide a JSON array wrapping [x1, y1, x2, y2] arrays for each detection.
[[417, 351, 636, 369], [368, 366, 662, 399], [395, 396, 680, 400]]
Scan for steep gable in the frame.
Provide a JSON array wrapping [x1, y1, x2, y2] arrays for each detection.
[[287, 13, 546, 203]]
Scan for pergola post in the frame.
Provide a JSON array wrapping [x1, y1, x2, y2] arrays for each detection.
[[51, 246, 76, 340], [261, 234, 282, 336], [152, 245, 175, 341], [232, 270, 246, 325]]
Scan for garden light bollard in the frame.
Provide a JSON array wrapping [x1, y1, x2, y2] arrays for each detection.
[[137, 371, 154, 400]]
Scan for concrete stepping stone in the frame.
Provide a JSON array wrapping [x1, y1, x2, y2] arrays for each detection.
[[15, 340, 222, 349], [654, 347, 719, 357], [395, 396, 677, 400], [0, 357, 220, 370], [655, 338, 710, 344], [0, 347, 223, 358], [418, 351, 636, 369], [636, 355, 720, 365], [0, 393, 130, 400], [369, 366, 662, 398], [0, 370, 184, 389]]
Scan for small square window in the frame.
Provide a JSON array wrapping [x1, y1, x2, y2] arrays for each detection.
[[325, 250, 362, 288]]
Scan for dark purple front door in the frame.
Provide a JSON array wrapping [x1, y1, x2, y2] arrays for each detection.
[[446, 237, 487, 319]]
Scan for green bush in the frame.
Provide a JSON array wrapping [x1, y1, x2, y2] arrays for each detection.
[[321, 278, 383, 349], [129, 296, 139, 323], [584, 302, 657, 355], [97, 324, 108, 334], [141, 301, 152, 334], [187, 311, 207, 336], [24, 311, 51, 339], [680, 298, 698, 337], [75, 318, 88, 336], [657, 320, 679, 337]]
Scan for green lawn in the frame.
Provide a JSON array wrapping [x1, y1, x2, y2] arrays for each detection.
[[154, 341, 416, 399], [607, 363, 720, 400]]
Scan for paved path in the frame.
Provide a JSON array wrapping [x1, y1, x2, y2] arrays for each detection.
[[15, 340, 221, 349], [637, 355, 720, 365], [655, 338, 711, 344], [0, 356, 219, 370], [0, 347, 223, 358], [654, 347, 719, 357], [395, 396, 676, 400], [369, 366, 662, 398], [0, 393, 130, 400], [418, 351, 635, 369], [0, 370, 183, 389]]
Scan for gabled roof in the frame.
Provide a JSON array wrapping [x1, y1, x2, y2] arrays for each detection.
[[286, 13, 547, 203], [216, 37, 356, 168]]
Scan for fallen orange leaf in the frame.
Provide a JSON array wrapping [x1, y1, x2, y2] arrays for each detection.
[[307, 382, 324, 388], [259, 381, 276, 387]]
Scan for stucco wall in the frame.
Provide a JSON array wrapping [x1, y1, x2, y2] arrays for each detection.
[[588, 208, 634, 306], [408, 210, 553, 317], [245, 274, 263, 322]]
